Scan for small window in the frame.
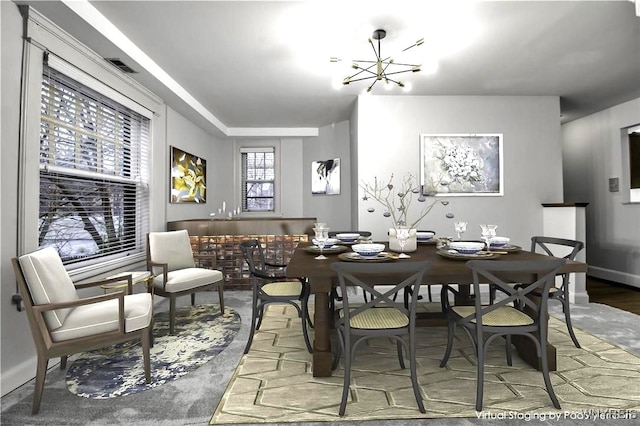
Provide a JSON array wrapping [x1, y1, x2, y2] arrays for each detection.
[[241, 148, 275, 212]]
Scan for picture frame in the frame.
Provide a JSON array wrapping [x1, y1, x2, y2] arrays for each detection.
[[420, 134, 503, 196], [170, 146, 207, 203], [311, 158, 341, 195]]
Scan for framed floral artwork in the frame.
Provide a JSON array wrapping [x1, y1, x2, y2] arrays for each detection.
[[420, 134, 503, 196], [170, 146, 207, 203]]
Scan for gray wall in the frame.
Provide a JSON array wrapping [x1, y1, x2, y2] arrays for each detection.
[[355, 95, 564, 247], [303, 121, 352, 230], [1, 2, 34, 394], [562, 98, 640, 287], [165, 107, 230, 222]]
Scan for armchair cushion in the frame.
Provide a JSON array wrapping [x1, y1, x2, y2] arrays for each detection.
[[148, 230, 195, 271], [19, 247, 78, 330], [50, 293, 152, 342], [152, 268, 223, 293]]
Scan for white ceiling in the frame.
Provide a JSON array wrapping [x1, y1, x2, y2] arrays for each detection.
[[16, 0, 640, 138]]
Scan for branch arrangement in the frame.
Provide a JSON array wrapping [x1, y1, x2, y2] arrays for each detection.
[[360, 173, 440, 229]]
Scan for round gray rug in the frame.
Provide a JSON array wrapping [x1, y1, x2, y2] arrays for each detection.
[[66, 304, 240, 399]]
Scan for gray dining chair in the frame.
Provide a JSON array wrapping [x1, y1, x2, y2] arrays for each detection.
[[440, 258, 565, 411], [239, 239, 312, 354], [330, 260, 432, 416], [528, 236, 585, 348]]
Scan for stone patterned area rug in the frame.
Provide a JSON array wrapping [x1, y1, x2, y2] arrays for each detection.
[[211, 304, 640, 423], [66, 304, 240, 399]]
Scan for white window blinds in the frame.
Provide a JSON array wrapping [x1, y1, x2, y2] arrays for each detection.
[[39, 62, 150, 266]]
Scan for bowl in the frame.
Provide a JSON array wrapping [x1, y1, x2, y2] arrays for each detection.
[[312, 238, 338, 248], [449, 241, 485, 255], [336, 233, 361, 243], [490, 236, 510, 248], [352, 243, 385, 258], [416, 231, 435, 241]]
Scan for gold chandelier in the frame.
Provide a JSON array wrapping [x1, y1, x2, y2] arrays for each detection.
[[331, 29, 424, 92]]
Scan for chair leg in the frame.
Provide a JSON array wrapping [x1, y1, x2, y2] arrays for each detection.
[[141, 327, 152, 383], [332, 330, 344, 371], [396, 340, 406, 369], [190, 292, 196, 306], [540, 336, 561, 409], [559, 293, 581, 348], [505, 335, 513, 366], [256, 305, 266, 330], [409, 338, 426, 413], [427, 286, 433, 302], [60, 355, 67, 370], [440, 320, 456, 368], [475, 340, 485, 412], [32, 355, 49, 415], [339, 334, 351, 416], [301, 295, 313, 353], [218, 284, 225, 314], [244, 293, 260, 354], [169, 296, 176, 335]]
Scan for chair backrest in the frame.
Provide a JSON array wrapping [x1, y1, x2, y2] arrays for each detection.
[[238, 239, 267, 276], [17, 247, 78, 330], [530, 236, 584, 261], [465, 259, 566, 328], [330, 261, 432, 329], [148, 230, 195, 271]]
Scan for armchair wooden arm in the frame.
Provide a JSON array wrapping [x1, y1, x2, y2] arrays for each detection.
[[147, 261, 169, 291]]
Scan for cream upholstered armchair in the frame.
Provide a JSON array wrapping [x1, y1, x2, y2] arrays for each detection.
[[12, 247, 153, 414], [147, 230, 224, 334]]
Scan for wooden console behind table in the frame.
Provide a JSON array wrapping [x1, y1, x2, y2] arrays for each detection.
[[167, 218, 316, 290]]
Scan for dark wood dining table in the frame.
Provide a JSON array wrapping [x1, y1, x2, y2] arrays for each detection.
[[286, 241, 588, 377]]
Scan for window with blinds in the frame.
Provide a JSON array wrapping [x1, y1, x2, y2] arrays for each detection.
[[241, 148, 275, 212], [39, 64, 150, 265]]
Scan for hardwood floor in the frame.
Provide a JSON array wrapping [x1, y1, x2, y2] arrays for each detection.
[[587, 276, 640, 315]]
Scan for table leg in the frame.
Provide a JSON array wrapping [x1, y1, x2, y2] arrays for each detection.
[[311, 277, 333, 377], [511, 335, 557, 371]]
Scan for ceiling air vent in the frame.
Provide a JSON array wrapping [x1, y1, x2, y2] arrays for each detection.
[[105, 58, 137, 74]]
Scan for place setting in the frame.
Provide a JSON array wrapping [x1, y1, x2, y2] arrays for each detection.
[[337, 243, 397, 262], [435, 223, 520, 260], [306, 224, 349, 258]]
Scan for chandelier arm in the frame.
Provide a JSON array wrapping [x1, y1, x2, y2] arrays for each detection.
[[389, 62, 421, 67], [348, 65, 379, 80], [381, 75, 404, 86], [384, 69, 418, 77], [346, 75, 381, 84], [366, 78, 378, 92]]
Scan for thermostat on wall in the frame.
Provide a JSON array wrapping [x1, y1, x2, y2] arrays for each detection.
[[609, 177, 619, 192]]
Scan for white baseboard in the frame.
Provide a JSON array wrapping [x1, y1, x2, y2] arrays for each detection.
[[589, 266, 640, 289], [1, 356, 60, 397]]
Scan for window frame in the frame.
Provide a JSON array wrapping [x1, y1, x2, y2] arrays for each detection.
[[39, 63, 150, 268], [235, 140, 281, 217]]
